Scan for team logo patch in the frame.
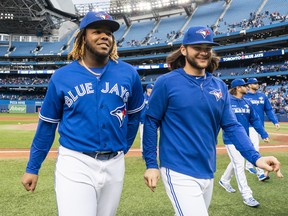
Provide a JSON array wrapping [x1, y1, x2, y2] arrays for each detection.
[[196, 28, 211, 39], [96, 12, 110, 20], [209, 89, 222, 101], [110, 104, 126, 127]]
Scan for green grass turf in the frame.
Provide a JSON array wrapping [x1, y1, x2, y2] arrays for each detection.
[[0, 113, 287, 215], [0, 153, 287, 216], [0, 113, 287, 149]]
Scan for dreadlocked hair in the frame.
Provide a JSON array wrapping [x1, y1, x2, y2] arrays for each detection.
[[68, 29, 85, 61], [166, 48, 185, 70], [68, 29, 119, 63]]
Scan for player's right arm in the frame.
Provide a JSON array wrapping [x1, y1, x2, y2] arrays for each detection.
[[21, 119, 57, 191], [21, 173, 38, 192]]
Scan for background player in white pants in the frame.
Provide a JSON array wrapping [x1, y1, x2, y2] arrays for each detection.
[[244, 78, 280, 181], [219, 79, 271, 208], [139, 84, 153, 154], [143, 26, 282, 216], [21, 11, 144, 216]]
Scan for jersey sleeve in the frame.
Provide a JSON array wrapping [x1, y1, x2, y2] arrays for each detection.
[[26, 119, 57, 174], [248, 101, 269, 139], [127, 73, 145, 114], [264, 95, 279, 124], [145, 76, 168, 120], [39, 79, 63, 123]]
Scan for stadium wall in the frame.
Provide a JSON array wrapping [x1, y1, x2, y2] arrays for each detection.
[[0, 100, 43, 113]]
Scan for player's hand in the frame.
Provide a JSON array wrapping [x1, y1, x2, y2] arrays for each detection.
[[144, 168, 160, 192], [256, 156, 283, 178], [21, 173, 39, 192], [275, 124, 280, 131], [263, 137, 270, 143]]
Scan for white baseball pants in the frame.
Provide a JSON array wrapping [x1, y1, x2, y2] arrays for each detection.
[[246, 127, 264, 175], [55, 145, 125, 216], [160, 167, 213, 216], [220, 144, 253, 200]]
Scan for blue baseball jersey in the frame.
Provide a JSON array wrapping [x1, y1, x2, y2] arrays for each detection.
[[244, 91, 278, 126], [39, 59, 144, 153], [143, 69, 261, 179], [139, 92, 150, 123], [223, 95, 268, 144]]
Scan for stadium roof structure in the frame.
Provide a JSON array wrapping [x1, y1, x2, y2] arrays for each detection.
[[74, 0, 218, 19], [0, 0, 78, 36]]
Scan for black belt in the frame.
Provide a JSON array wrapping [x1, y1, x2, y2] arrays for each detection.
[[82, 151, 119, 160]]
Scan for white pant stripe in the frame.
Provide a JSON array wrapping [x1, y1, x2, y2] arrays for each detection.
[[166, 168, 184, 216]]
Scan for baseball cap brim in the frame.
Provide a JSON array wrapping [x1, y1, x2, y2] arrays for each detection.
[[85, 20, 120, 32], [184, 41, 220, 46]]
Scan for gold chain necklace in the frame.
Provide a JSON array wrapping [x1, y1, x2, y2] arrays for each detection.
[[81, 59, 101, 77]]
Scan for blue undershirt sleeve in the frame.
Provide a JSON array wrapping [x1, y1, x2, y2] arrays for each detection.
[[26, 119, 57, 175], [250, 106, 269, 139], [264, 96, 279, 124], [143, 115, 160, 169], [125, 111, 141, 154]]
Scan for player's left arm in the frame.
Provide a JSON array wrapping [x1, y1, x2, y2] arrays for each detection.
[[248, 101, 269, 141], [125, 72, 145, 153], [264, 95, 280, 129], [125, 112, 141, 153]]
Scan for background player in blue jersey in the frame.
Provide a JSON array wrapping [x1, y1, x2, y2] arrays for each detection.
[[142, 26, 282, 216], [219, 79, 279, 208], [139, 83, 154, 155], [244, 78, 280, 181], [21, 11, 144, 216]]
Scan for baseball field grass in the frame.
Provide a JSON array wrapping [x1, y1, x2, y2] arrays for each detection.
[[0, 113, 287, 216]]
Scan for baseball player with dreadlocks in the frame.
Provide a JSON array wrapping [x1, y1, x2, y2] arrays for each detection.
[[143, 26, 283, 216], [21, 11, 144, 216]]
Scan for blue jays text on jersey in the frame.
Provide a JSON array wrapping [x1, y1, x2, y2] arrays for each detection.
[[244, 91, 278, 126], [143, 68, 261, 179], [223, 95, 268, 144], [64, 82, 129, 108]]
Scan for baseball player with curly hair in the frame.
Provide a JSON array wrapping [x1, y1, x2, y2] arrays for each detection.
[[143, 26, 283, 216], [244, 78, 280, 181], [21, 11, 144, 216], [219, 79, 272, 208]]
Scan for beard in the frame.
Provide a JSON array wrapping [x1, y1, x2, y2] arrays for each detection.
[[85, 40, 112, 62], [186, 53, 211, 70], [250, 86, 259, 91]]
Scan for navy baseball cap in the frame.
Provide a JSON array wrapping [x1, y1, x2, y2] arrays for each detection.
[[231, 79, 247, 88], [182, 26, 220, 46], [80, 11, 120, 32], [146, 84, 154, 90], [247, 78, 259, 84]]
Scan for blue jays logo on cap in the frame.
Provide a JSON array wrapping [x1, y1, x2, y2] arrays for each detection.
[[80, 11, 120, 32], [182, 26, 220, 46], [110, 104, 126, 127], [196, 29, 211, 39]]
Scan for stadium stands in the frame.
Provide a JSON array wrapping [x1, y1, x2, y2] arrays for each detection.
[[0, 0, 287, 119]]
